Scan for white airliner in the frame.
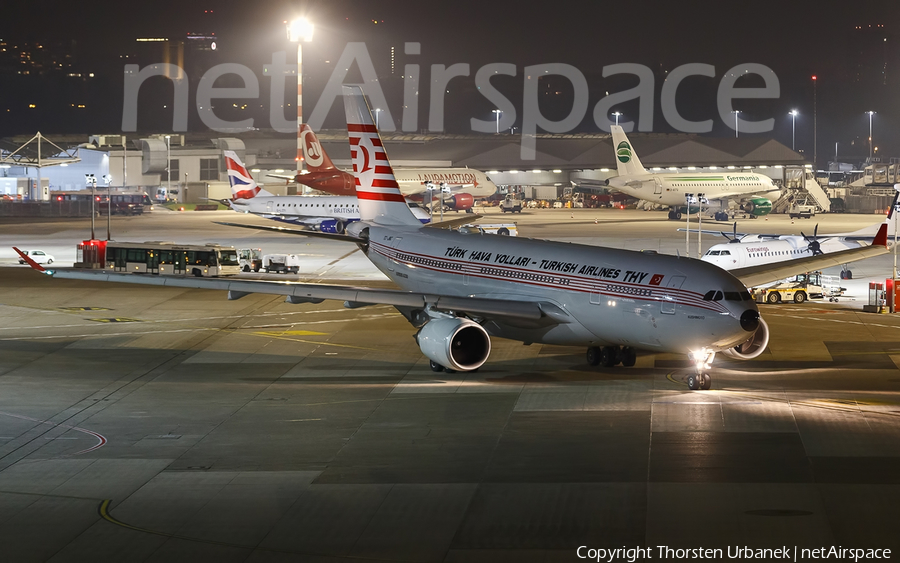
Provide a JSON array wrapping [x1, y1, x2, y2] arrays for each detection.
[[224, 150, 430, 233], [607, 125, 781, 221], [700, 222, 888, 281], [268, 124, 497, 212], [15, 87, 889, 391]]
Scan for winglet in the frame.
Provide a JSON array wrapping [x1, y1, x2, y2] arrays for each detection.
[[13, 247, 47, 273], [874, 222, 889, 248]]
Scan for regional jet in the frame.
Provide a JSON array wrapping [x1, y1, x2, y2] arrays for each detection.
[[224, 150, 430, 233], [267, 124, 497, 213], [607, 126, 781, 221], [15, 87, 889, 391]]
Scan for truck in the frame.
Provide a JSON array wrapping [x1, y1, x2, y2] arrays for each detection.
[[753, 271, 843, 304], [499, 194, 523, 213], [238, 248, 262, 272], [788, 201, 815, 219], [262, 253, 301, 274]]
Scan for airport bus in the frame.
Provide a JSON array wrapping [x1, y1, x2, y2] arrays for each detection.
[[52, 189, 154, 214], [105, 241, 240, 277]]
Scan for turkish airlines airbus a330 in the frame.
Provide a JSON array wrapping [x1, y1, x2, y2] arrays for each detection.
[[15, 87, 888, 390]]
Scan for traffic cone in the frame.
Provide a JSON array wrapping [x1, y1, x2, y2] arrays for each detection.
[[594, 218, 598, 224]]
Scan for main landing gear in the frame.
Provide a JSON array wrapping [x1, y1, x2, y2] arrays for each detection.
[[667, 210, 683, 221], [586, 345, 637, 368]]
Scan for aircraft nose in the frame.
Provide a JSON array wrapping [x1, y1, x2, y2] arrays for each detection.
[[740, 309, 760, 332]]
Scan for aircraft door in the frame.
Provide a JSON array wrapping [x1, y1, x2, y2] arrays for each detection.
[[653, 177, 663, 195], [266, 201, 274, 213], [590, 284, 601, 305], [661, 275, 685, 315]]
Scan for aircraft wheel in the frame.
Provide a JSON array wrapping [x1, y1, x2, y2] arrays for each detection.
[[700, 373, 712, 390], [674, 211, 683, 220], [621, 347, 637, 367], [586, 346, 602, 366], [429, 360, 445, 373], [498, 227, 510, 236], [600, 346, 619, 367], [667, 210, 675, 220], [766, 292, 780, 304], [242, 265, 250, 272], [845, 270, 853, 279], [47, 259, 53, 264], [793, 291, 807, 304], [687, 374, 700, 390]]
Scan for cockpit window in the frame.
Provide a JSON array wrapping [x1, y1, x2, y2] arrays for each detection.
[[705, 250, 720, 256], [702, 290, 724, 301], [724, 291, 753, 301], [720, 250, 731, 256]]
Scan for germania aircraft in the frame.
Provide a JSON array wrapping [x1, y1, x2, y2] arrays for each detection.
[[224, 150, 431, 233], [699, 222, 888, 281], [607, 125, 781, 221], [14, 87, 889, 391], [267, 124, 497, 213]]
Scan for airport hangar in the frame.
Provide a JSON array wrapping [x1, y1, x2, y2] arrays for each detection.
[[11, 130, 808, 201]]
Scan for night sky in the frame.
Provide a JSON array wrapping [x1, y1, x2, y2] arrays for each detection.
[[1, 0, 898, 165]]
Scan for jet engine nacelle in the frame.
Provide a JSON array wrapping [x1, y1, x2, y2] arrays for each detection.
[[742, 197, 773, 217], [445, 193, 475, 211], [721, 318, 769, 360], [415, 317, 491, 371], [319, 219, 347, 234]]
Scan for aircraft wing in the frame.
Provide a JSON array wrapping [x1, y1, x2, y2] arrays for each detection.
[[731, 244, 889, 287], [214, 221, 361, 242], [13, 252, 551, 324]]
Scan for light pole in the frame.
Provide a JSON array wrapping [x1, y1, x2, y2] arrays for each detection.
[[789, 110, 798, 150], [867, 111, 876, 161], [685, 193, 694, 257], [697, 193, 707, 260], [288, 17, 314, 192], [612, 111, 623, 126], [492, 109, 502, 134], [164, 135, 172, 202], [85, 174, 96, 240], [812, 75, 817, 168], [103, 174, 111, 240], [373, 108, 382, 129], [731, 110, 741, 138]]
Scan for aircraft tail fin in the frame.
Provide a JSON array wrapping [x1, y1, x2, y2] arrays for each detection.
[[342, 85, 422, 226], [610, 125, 647, 177], [224, 151, 273, 200], [300, 124, 338, 173]]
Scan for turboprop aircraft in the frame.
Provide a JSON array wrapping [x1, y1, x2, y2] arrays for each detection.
[[14, 87, 889, 391], [223, 150, 430, 233], [693, 221, 889, 281], [606, 125, 780, 221], [267, 124, 497, 213]]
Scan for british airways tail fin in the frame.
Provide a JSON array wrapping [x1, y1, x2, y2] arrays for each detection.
[[342, 86, 421, 226], [300, 124, 338, 173], [224, 151, 273, 200], [610, 125, 647, 177]]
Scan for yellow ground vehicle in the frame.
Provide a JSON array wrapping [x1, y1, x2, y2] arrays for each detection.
[[753, 271, 840, 304]]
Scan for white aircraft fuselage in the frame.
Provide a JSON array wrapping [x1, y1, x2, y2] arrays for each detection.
[[702, 235, 866, 270], [607, 172, 777, 208], [356, 223, 760, 353]]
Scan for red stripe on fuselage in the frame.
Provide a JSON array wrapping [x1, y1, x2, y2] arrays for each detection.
[[357, 191, 407, 202], [348, 124, 378, 133]]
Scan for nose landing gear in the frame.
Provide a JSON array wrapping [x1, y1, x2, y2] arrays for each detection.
[[687, 349, 715, 390]]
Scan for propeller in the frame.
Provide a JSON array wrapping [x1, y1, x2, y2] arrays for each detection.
[[801, 224, 823, 256], [721, 222, 740, 243]]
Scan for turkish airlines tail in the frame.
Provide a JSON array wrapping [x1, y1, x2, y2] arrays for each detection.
[[610, 125, 648, 177], [224, 151, 273, 200], [342, 86, 421, 226]]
